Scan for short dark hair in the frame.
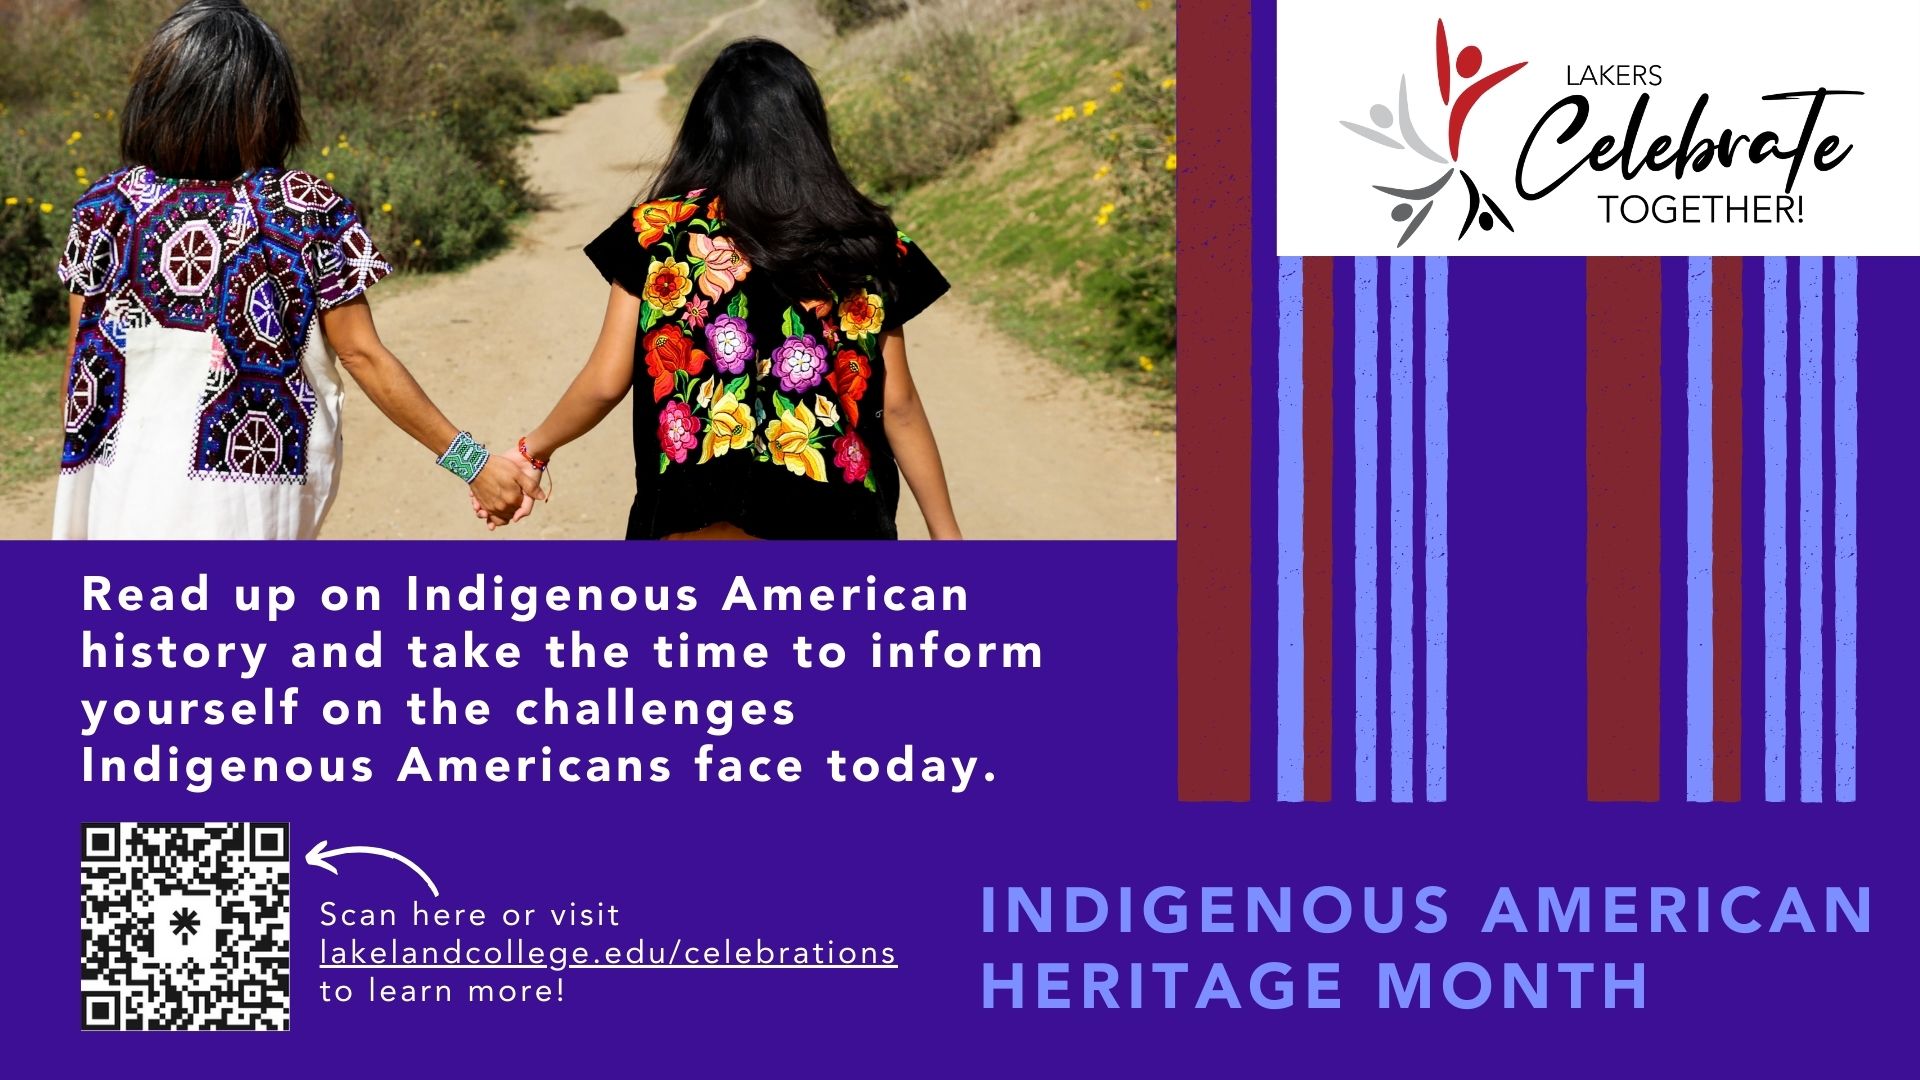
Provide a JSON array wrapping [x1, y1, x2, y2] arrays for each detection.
[[119, 0, 304, 180]]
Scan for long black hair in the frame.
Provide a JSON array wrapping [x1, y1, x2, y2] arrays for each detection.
[[120, 0, 304, 181], [653, 38, 898, 297]]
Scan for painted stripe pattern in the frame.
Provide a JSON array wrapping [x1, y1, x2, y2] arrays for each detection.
[[1585, 256, 1861, 803], [1278, 256, 1448, 803]]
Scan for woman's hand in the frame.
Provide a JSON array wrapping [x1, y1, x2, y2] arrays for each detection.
[[469, 454, 545, 530]]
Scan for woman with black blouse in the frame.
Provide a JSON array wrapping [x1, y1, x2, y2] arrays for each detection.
[[515, 38, 963, 541]]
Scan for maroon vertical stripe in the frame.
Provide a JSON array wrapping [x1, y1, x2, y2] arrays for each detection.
[[1303, 257, 1335, 802], [1175, 0, 1251, 801], [1587, 257, 1663, 802], [1712, 256, 1744, 801]]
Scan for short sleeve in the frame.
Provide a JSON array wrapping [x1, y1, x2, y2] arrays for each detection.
[[57, 185, 123, 297], [55, 211, 92, 295], [584, 210, 650, 299], [885, 234, 949, 330], [311, 191, 392, 310]]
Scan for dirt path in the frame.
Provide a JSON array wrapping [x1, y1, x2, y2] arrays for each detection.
[[0, 62, 1174, 540]]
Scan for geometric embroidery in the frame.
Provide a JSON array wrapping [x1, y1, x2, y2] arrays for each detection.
[[322, 224, 387, 308], [280, 171, 340, 214], [115, 167, 166, 218], [61, 166, 389, 485], [99, 295, 154, 352], [136, 189, 230, 331], [217, 239, 311, 375], [63, 226, 121, 297], [161, 221, 220, 296], [62, 327, 125, 472], [192, 375, 310, 484]]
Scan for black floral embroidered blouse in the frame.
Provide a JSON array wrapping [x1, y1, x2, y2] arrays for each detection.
[[584, 190, 948, 539]]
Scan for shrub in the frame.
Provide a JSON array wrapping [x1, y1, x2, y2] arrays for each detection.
[[541, 3, 627, 41], [663, 31, 730, 108], [537, 63, 623, 117], [833, 27, 1017, 195], [816, 0, 908, 35], [294, 106, 523, 272], [1062, 28, 1176, 375]]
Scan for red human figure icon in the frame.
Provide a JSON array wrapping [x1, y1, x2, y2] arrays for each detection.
[[1434, 19, 1525, 160]]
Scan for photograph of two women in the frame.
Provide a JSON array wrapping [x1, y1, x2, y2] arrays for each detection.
[[0, 0, 1178, 540]]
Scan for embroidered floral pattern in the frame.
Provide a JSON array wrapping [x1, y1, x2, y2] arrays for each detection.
[[837, 289, 885, 341], [771, 332, 829, 394], [705, 314, 755, 375], [642, 323, 708, 402], [657, 399, 702, 464], [609, 189, 937, 488]]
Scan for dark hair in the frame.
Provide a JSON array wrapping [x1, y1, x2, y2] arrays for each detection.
[[653, 38, 897, 297], [120, 0, 305, 180]]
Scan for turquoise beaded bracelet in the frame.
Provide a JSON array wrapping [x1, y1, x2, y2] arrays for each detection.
[[437, 431, 490, 484]]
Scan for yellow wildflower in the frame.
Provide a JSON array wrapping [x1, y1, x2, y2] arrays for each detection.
[[325, 172, 335, 181], [1094, 164, 1111, 179], [1081, 99, 1099, 116], [320, 146, 330, 157], [1110, 81, 1124, 94], [1161, 76, 1177, 90], [381, 203, 393, 213], [1138, 356, 1155, 372], [40, 202, 54, 213], [1054, 106, 1075, 123], [1137, 0, 1151, 8], [68, 130, 82, 144], [1165, 153, 1178, 171], [75, 166, 87, 178], [3, 197, 15, 207]]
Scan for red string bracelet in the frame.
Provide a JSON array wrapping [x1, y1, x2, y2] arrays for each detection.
[[517, 437, 548, 471]]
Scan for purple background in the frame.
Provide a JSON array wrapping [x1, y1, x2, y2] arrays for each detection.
[[1252, 0, 1911, 1064], [5, 519, 1912, 1075]]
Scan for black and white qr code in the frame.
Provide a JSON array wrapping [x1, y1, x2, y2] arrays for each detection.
[[81, 823, 291, 1031]]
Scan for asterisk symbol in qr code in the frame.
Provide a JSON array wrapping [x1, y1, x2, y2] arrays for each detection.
[[168, 907, 201, 946]]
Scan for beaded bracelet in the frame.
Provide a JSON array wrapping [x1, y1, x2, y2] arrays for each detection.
[[437, 431, 490, 484]]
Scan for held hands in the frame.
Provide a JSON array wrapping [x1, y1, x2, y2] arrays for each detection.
[[468, 452, 546, 531]]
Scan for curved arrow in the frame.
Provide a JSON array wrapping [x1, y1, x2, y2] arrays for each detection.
[[305, 840, 440, 897]]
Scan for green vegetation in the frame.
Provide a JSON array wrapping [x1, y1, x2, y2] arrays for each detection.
[[831, 26, 1017, 194], [816, 0, 906, 35], [0, 344, 61, 492], [664, 0, 1175, 386], [0, 0, 627, 489], [0, 0, 626, 349], [823, 0, 1177, 386]]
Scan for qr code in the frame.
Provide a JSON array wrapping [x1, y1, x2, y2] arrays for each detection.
[[81, 823, 291, 1031]]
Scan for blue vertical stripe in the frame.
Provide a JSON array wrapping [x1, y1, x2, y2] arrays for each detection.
[[1797, 256, 1825, 803], [1389, 257, 1415, 804], [1277, 258, 1306, 803], [1833, 257, 1858, 803], [1354, 257, 1380, 803], [1685, 258, 1714, 802], [1763, 257, 1788, 802], [1423, 257, 1449, 803]]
